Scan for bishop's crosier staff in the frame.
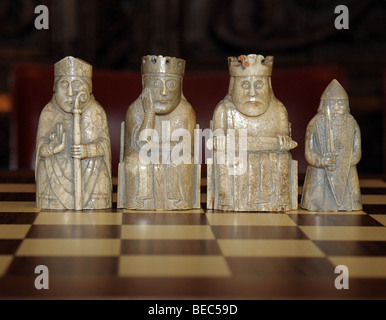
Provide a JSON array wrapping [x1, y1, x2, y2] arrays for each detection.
[[72, 91, 88, 210]]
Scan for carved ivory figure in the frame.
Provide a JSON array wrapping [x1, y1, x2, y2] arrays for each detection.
[[117, 55, 200, 210], [300, 79, 362, 211], [35, 56, 112, 210], [207, 54, 298, 212]]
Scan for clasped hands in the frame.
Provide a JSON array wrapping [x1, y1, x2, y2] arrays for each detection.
[[321, 152, 337, 168]]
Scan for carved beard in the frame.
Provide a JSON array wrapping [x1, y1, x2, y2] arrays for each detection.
[[236, 95, 271, 117]]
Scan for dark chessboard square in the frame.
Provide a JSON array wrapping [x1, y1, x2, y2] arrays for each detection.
[[315, 241, 386, 256], [0, 212, 38, 224], [361, 188, 386, 195], [121, 239, 221, 255], [0, 240, 22, 254], [226, 257, 334, 278], [288, 213, 383, 226], [0, 193, 35, 201], [6, 257, 119, 276], [210, 226, 308, 240], [122, 212, 208, 225], [362, 205, 386, 215], [26, 225, 121, 239]]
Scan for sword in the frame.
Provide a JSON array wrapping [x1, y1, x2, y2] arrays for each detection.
[[325, 103, 336, 172]]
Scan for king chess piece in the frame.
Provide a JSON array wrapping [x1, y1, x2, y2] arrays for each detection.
[[117, 55, 201, 211], [207, 54, 298, 212], [35, 56, 112, 210], [300, 79, 362, 211]]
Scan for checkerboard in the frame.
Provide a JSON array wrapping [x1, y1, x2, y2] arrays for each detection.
[[0, 172, 385, 299]]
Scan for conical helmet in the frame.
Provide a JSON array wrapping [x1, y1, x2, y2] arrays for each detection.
[[321, 79, 348, 100]]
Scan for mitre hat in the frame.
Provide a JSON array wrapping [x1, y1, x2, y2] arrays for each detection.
[[141, 55, 185, 77], [321, 79, 348, 100], [54, 56, 92, 78], [228, 54, 273, 77]]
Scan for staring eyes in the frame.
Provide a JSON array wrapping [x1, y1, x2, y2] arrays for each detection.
[[60, 81, 69, 89], [60, 80, 83, 91], [152, 79, 178, 90], [241, 81, 263, 90]]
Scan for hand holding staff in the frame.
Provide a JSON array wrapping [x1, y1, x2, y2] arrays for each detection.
[[72, 91, 88, 210]]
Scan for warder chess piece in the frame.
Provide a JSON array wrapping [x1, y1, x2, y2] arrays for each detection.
[[207, 54, 298, 212], [117, 55, 201, 210], [300, 79, 362, 211], [35, 56, 112, 210]]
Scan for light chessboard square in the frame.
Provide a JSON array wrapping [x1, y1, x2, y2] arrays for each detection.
[[119, 255, 231, 277], [0, 225, 30, 239], [218, 239, 325, 257], [16, 239, 121, 256], [329, 256, 386, 278], [361, 195, 386, 205], [0, 184, 36, 193], [370, 214, 386, 226], [0, 255, 13, 276], [0, 202, 40, 212], [300, 226, 386, 241], [34, 211, 123, 225]]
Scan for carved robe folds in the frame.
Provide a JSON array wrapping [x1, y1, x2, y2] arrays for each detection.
[[207, 97, 298, 212], [207, 54, 298, 212], [117, 55, 200, 211], [35, 56, 112, 210], [301, 79, 362, 212], [36, 97, 112, 210]]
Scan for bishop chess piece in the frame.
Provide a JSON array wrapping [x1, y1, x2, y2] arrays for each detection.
[[300, 79, 362, 211], [117, 55, 201, 210], [207, 54, 298, 212], [35, 56, 112, 210]]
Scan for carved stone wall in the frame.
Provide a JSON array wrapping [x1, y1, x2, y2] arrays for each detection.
[[0, 0, 385, 172]]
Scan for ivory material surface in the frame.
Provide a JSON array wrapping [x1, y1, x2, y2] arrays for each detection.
[[207, 54, 298, 212], [35, 56, 112, 210], [300, 79, 362, 212], [117, 55, 201, 210]]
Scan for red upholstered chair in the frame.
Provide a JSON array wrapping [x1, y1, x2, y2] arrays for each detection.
[[9, 63, 346, 176]]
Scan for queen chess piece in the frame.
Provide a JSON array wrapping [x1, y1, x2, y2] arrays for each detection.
[[117, 55, 201, 211]]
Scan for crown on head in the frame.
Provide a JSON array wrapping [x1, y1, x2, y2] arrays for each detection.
[[141, 55, 185, 77], [321, 79, 348, 100], [228, 54, 273, 77], [54, 56, 92, 78]]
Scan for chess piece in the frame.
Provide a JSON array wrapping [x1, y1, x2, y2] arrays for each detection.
[[300, 79, 362, 211], [117, 55, 200, 210], [207, 54, 298, 212], [35, 56, 112, 210]]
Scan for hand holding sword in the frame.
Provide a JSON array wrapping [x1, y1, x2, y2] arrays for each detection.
[[324, 102, 338, 172]]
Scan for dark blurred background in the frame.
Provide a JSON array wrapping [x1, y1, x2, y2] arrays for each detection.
[[0, 0, 385, 174]]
